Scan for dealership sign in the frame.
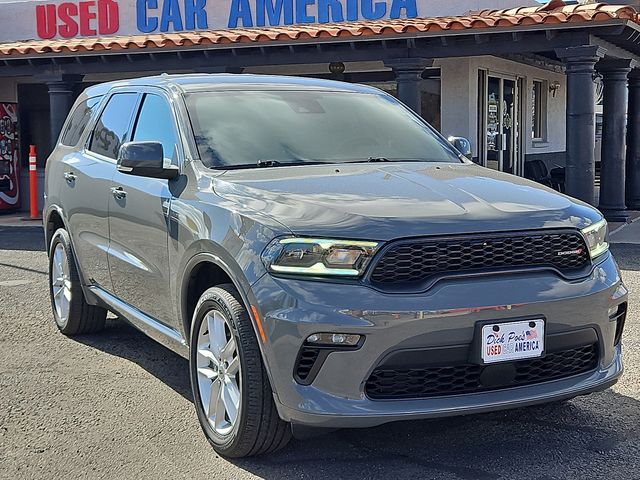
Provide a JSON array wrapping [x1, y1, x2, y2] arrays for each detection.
[[0, 0, 534, 42]]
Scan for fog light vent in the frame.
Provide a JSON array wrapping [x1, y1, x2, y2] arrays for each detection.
[[294, 334, 364, 385], [610, 302, 627, 346], [295, 346, 321, 382]]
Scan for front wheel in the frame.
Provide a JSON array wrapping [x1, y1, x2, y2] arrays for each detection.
[[189, 285, 291, 457]]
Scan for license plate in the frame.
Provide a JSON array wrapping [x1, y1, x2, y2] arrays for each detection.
[[481, 319, 544, 364]]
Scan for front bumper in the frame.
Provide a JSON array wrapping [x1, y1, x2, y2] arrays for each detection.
[[249, 252, 627, 428]]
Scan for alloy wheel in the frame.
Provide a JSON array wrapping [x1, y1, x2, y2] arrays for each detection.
[[51, 242, 72, 326], [196, 309, 242, 436]]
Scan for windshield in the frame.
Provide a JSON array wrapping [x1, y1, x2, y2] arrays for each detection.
[[185, 90, 462, 169]]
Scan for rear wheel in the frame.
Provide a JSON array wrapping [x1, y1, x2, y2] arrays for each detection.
[[189, 285, 291, 457], [48, 228, 106, 335]]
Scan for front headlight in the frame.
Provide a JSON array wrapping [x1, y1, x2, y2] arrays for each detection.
[[262, 238, 380, 277], [581, 218, 609, 259]]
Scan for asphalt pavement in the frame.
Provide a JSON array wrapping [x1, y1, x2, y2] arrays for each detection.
[[1, 225, 639, 480]]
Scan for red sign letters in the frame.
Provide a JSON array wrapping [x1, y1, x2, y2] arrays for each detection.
[[36, 0, 120, 39]]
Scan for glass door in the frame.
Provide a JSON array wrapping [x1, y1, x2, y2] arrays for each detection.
[[480, 73, 523, 175]]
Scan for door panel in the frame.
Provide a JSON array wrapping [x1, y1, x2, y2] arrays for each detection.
[[503, 79, 515, 175], [486, 76, 501, 171], [61, 152, 114, 290], [482, 75, 522, 175], [107, 92, 178, 327], [61, 93, 138, 291], [108, 174, 174, 325]]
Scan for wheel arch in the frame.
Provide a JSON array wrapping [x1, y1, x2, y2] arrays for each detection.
[[180, 252, 262, 347], [44, 205, 98, 305], [179, 252, 281, 398], [44, 205, 68, 251]]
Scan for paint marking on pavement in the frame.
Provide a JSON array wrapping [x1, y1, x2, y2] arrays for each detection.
[[0, 279, 33, 287]]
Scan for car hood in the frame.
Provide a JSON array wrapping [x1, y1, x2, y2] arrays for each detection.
[[211, 162, 602, 241]]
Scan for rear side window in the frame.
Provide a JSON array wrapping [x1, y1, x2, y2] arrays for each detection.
[[132, 94, 179, 165], [89, 93, 138, 159], [60, 96, 103, 146]]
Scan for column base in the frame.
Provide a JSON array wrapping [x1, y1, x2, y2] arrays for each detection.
[[598, 206, 630, 222]]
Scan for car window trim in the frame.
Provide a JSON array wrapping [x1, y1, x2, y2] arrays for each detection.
[[85, 89, 141, 161], [59, 95, 105, 148], [130, 89, 184, 169]]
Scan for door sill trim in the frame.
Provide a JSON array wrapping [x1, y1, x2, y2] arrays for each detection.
[[88, 286, 189, 358]]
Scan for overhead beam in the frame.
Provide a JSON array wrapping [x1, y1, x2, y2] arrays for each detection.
[[0, 24, 629, 78], [591, 35, 640, 64]]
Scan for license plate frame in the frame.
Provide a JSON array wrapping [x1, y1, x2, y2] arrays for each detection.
[[476, 318, 545, 365]]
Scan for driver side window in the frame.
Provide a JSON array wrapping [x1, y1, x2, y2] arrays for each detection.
[[132, 94, 179, 166]]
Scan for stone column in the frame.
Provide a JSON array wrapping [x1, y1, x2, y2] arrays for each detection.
[[597, 59, 635, 221], [384, 58, 432, 116], [40, 75, 83, 150], [555, 46, 606, 205], [626, 69, 640, 210]]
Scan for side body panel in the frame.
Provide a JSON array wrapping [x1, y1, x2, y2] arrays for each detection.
[[54, 148, 115, 291], [108, 171, 174, 326]]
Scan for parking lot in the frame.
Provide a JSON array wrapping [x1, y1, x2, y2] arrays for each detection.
[[1, 225, 639, 480]]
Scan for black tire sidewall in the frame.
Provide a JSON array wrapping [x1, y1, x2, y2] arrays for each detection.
[[189, 290, 249, 452], [48, 229, 76, 331]]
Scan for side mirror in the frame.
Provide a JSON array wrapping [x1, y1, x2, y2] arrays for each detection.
[[448, 136, 472, 158], [117, 141, 179, 180]]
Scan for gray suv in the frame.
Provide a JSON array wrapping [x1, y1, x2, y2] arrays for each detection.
[[44, 74, 627, 457]]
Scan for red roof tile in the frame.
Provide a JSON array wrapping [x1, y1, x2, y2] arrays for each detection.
[[0, 1, 637, 58]]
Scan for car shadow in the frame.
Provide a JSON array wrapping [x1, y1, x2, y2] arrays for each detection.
[[74, 319, 640, 479], [75, 318, 193, 402], [234, 391, 639, 479]]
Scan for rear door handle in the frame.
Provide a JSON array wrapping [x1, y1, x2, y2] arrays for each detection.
[[63, 172, 77, 183], [110, 186, 127, 200]]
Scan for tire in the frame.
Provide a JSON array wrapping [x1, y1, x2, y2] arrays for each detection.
[[189, 284, 291, 457], [48, 228, 107, 335]]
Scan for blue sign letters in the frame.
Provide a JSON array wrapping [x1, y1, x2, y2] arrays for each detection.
[[137, 0, 208, 33], [135, 0, 417, 32], [228, 0, 417, 27]]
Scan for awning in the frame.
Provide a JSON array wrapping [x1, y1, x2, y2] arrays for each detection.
[[0, 0, 637, 58]]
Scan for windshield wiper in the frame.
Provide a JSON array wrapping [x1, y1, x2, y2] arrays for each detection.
[[366, 157, 390, 162], [256, 159, 283, 168], [341, 157, 427, 164], [256, 159, 336, 168]]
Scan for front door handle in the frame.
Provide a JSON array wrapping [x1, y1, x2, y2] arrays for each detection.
[[63, 172, 77, 183], [110, 186, 127, 200]]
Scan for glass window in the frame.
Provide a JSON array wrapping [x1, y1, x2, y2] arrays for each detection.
[[89, 93, 138, 159], [132, 94, 178, 165], [60, 96, 103, 146], [531, 80, 545, 141], [185, 90, 461, 169]]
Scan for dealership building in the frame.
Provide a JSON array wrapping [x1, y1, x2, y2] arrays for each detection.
[[0, 0, 639, 220]]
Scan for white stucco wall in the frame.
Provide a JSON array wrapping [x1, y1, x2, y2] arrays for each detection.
[[437, 56, 566, 158]]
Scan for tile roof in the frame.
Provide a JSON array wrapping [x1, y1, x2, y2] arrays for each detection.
[[0, 1, 637, 58]]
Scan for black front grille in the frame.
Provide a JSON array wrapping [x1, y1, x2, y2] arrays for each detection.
[[369, 231, 590, 287], [365, 344, 598, 400]]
